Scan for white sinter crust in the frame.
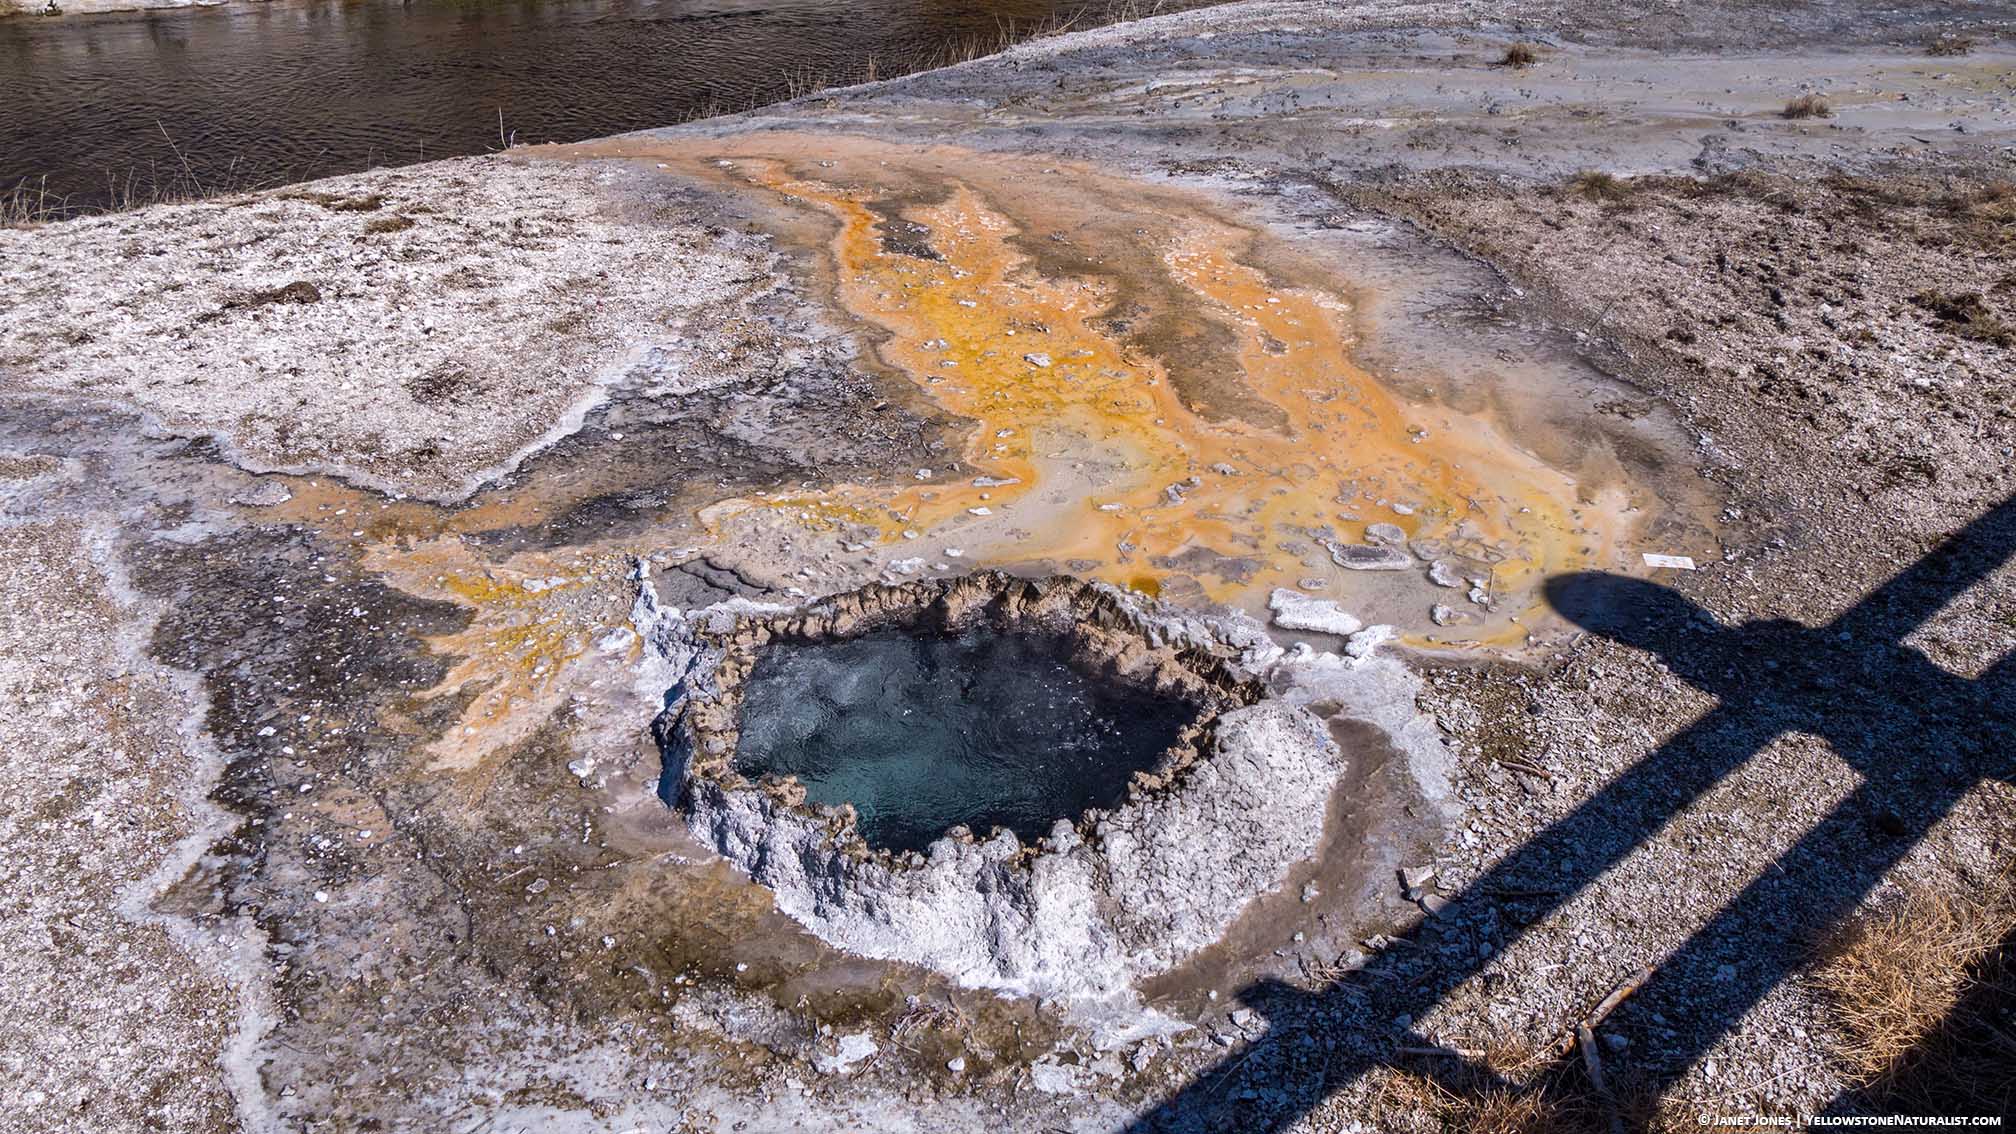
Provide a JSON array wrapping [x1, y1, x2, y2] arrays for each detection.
[[631, 571, 1438, 1038]]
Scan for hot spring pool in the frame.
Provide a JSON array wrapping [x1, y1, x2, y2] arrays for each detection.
[[731, 625, 1197, 853]]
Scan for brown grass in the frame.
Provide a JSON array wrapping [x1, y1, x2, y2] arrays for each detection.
[[1781, 93, 1833, 120], [1926, 34, 1975, 57], [768, 0, 1192, 102], [5, 151, 278, 227], [1911, 290, 2015, 347], [1499, 42, 1541, 68], [1368, 1036, 1708, 1134], [1373, 1066, 1564, 1134], [1811, 878, 2016, 1113], [1570, 170, 1632, 203]]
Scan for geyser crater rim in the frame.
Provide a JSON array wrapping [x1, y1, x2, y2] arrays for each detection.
[[659, 571, 1268, 870]]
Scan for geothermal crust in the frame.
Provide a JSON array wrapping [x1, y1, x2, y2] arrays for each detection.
[[636, 571, 1421, 1031]]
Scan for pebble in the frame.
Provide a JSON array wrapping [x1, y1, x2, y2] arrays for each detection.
[[231, 481, 294, 507], [1428, 560, 1467, 588], [1325, 542, 1414, 571], [1364, 522, 1408, 544]]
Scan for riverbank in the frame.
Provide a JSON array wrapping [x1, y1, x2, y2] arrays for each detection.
[[2, 0, 242, 16], [1, 2, 2011, 1131]]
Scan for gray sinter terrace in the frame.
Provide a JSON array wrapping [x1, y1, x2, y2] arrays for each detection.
[[730, 624, 1199, 854]]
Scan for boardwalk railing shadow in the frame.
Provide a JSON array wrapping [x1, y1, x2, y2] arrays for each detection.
[[1125, 494, 2016, 1132]]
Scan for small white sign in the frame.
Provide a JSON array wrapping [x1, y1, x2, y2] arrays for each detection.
[[1641, 553, 1698, 570]]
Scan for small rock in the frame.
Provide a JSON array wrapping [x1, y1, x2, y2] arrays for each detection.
[[1300, 882, 1320, 903], [1023, 352, 1052, 368], [1344, 625, 1395, 659], [1029, 1060, 1079, 1094], [1230, 1008, 1257, 1029], [232, 481, 294, 507], [1364, 522, 1408, 544], [1325, 542, 1414, 571], [1400, 865, 1436, 891], [946, 1056, 966, 1074], [1268, 588, 1362, 636], [813, 1032, 879, 1075], [1428, 560, 1467, 588], [1431, 603, 1458, 626]]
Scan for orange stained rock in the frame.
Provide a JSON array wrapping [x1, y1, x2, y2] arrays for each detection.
[[357, 536, 624, 773], [697, 156, 1612, 632]]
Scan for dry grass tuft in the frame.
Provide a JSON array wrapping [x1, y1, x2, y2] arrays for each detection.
[[1911, 290, 2015, 347], [1570, 170, 1632, 203], [1446, 1086, 1561, 1134], [1926, 34, 1975, 57], [1781, 93, 1833, 120], [1812, 878, 2016, 1113], [1373, 1067, 1565, 1134], [1499, 42, 1541, 68], [1371, 1038, 1705, 1134]]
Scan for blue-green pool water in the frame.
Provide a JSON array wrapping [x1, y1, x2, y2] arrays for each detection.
[[733, 625, 1195, 854]]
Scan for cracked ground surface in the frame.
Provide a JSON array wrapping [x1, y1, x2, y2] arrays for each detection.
[[0, 2, 2012, 1131]]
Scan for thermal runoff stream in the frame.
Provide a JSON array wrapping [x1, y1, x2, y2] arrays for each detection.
[[605, 134, 1654, 645], [292, 134, 1698, 772]]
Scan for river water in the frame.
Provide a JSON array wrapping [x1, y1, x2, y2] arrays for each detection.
[[1, 0, 1180, 212]]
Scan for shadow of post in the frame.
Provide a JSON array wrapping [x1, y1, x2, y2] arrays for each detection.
[[1124, 495, 2016, 1132]]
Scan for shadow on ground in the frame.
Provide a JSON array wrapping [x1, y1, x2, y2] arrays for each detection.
[[1127, 495, 2016, 1131]]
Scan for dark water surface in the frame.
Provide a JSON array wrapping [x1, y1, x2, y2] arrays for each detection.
[[1, 0, 1180, 211], [734, 626, 1196, 854]]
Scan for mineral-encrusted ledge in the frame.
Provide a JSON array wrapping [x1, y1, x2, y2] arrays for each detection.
[[631, 570, 1440, 1037]]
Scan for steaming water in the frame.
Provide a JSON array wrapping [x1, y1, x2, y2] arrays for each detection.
[[733, 626, 1195, 854]]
